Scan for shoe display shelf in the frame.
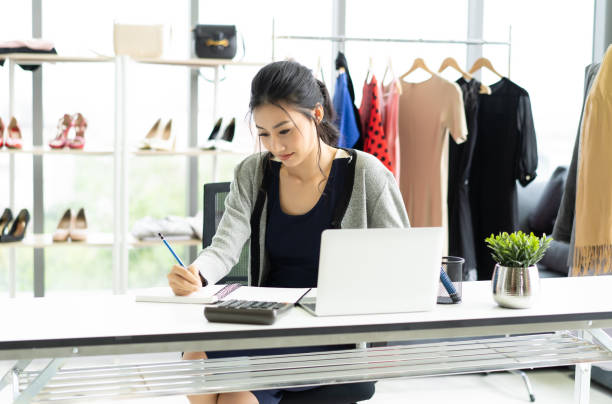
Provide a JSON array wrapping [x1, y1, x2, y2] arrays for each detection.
[[1, 233, 201, 248], [1, 53, 266, 298]]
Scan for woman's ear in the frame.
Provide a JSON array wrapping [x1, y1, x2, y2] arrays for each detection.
[[313, 103, 324, 124]]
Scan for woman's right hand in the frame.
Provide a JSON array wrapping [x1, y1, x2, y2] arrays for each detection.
[[167, 264, 203, 296]]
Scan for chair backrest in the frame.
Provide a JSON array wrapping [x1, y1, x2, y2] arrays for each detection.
[[202, 182, 249, 285]]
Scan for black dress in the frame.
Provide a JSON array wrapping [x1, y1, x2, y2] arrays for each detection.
[[448, 78, 481, 279], [207, 158, 369, 404], [469, 78, 538, 280]]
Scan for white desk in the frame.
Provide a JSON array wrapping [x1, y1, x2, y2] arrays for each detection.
[[1, 277, 612, 403]]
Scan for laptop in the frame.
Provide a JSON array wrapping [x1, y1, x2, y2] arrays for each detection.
[[299, 227, 443, 316]]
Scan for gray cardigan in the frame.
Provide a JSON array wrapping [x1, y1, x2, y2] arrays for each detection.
[[193, 149, 410, 286]]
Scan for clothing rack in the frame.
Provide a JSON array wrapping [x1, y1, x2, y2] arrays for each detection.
[[271, 22, 513, 78]]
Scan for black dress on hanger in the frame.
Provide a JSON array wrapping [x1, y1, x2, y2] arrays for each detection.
[[448, 77, 481, 280], [469, 78, 538, 280]]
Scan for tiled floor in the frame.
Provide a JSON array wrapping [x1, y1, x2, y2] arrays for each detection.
[[1, 354, 611, 403]]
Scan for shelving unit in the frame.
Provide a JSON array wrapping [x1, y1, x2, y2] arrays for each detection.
[[0, 146, 250, 157], [3, 54, 112, 64], [1, 53, 262, 298], [0, 146, 115, 156], [134, 57, 266, 68], [1, 233, 200, 248], [131, 148, 249, 157]]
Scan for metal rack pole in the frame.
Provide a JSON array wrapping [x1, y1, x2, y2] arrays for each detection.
[[188, 0, 199, 264], [112, 56, 126, 295], [271, 18, 276, 61], [8, 59, 16, 298], [32, 0, 45, 298], [119, 56, 129, 294], [211, 66, 220, 182], [274, 35, 510, 46], [508, 25, 512, 78]]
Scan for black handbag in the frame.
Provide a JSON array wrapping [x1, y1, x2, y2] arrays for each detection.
[[193, 25, 237, 59]]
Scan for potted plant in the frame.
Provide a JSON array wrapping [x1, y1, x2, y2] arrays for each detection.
[[485, 231, 552, 309]]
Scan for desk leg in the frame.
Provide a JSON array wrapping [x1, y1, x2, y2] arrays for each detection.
[[574, 362, 592, 404], [0, 360, 31, 395], [12, 358, 65, 404], [574, 329, 594, 404]]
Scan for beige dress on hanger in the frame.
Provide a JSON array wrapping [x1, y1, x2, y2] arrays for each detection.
[[398, 73, 468, 251]]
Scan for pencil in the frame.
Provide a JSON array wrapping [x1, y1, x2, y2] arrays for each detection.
[[158, 232, 185, 267]]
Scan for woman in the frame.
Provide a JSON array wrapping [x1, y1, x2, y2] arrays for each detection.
[[168, 60, 410, 404]]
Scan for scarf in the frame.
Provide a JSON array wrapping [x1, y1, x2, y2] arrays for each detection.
[[573, 45, 612, 276]]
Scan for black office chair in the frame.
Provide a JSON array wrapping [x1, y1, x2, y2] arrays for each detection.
[[202, 182, 375, 404], [203, 182, 249, 285]]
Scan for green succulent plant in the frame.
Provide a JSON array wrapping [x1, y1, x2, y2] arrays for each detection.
[[485, 231, 552, 268]]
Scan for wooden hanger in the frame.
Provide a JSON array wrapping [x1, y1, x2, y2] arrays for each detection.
[[468, 57, 504, 78], [439, 57, 491, 95], [438, 57, 472, 80], [382, 57, 402, 95], [400, 57, 434, 81]]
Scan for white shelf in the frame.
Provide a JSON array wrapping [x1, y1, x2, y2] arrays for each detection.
[[1, 233, 201, 248], [0, 147, 252, 157], [0, 54, 266, 67], [129, 236, 201, 248], [1, 53, 113, 65], [133, 57, 267, 68], [2, 232, 114, 248], [132, 147, 252, 157], [0, 146, 114, 156]]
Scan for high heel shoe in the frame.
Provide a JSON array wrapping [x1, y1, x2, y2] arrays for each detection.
[[207, 118, 223, 141], [201, 118, 236, 150], [151, 119, 174, 151], [5, 117, 23, 149], [200, 118, 223, 150], [220, 117, 236, 142], [0, 208, 13, 242], [0, 117, 5, 148], [52, 209, 72, 242], [68, 113, 87, 149], [49, 114, 73, 149], [139, 118, 162, 150], [70, 208, 88, 242], [3, 209, 30, 243]]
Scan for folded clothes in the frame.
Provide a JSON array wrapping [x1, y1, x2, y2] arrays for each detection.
[[0, 39, 56, 51], [131, 212, 202, 241], [0, 43, 58, 71]]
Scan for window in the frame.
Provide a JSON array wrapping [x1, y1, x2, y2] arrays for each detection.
[[345, 0, 468, 104], [482, 0, 594, 180]]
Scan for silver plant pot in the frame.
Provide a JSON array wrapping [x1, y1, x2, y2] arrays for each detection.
[[492, 264, 540, 309]]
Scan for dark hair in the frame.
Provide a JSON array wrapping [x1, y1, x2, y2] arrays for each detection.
[[249, 60, 339, 147]]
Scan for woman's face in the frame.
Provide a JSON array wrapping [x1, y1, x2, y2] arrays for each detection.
[[253, 102, 323, 168]]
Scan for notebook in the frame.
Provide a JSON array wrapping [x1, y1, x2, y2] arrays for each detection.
[[135, 283, 238, 304], [135, 284, 310, 305]]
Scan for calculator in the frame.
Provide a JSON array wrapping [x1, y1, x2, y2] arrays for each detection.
[[204, 299, 293, 325]]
